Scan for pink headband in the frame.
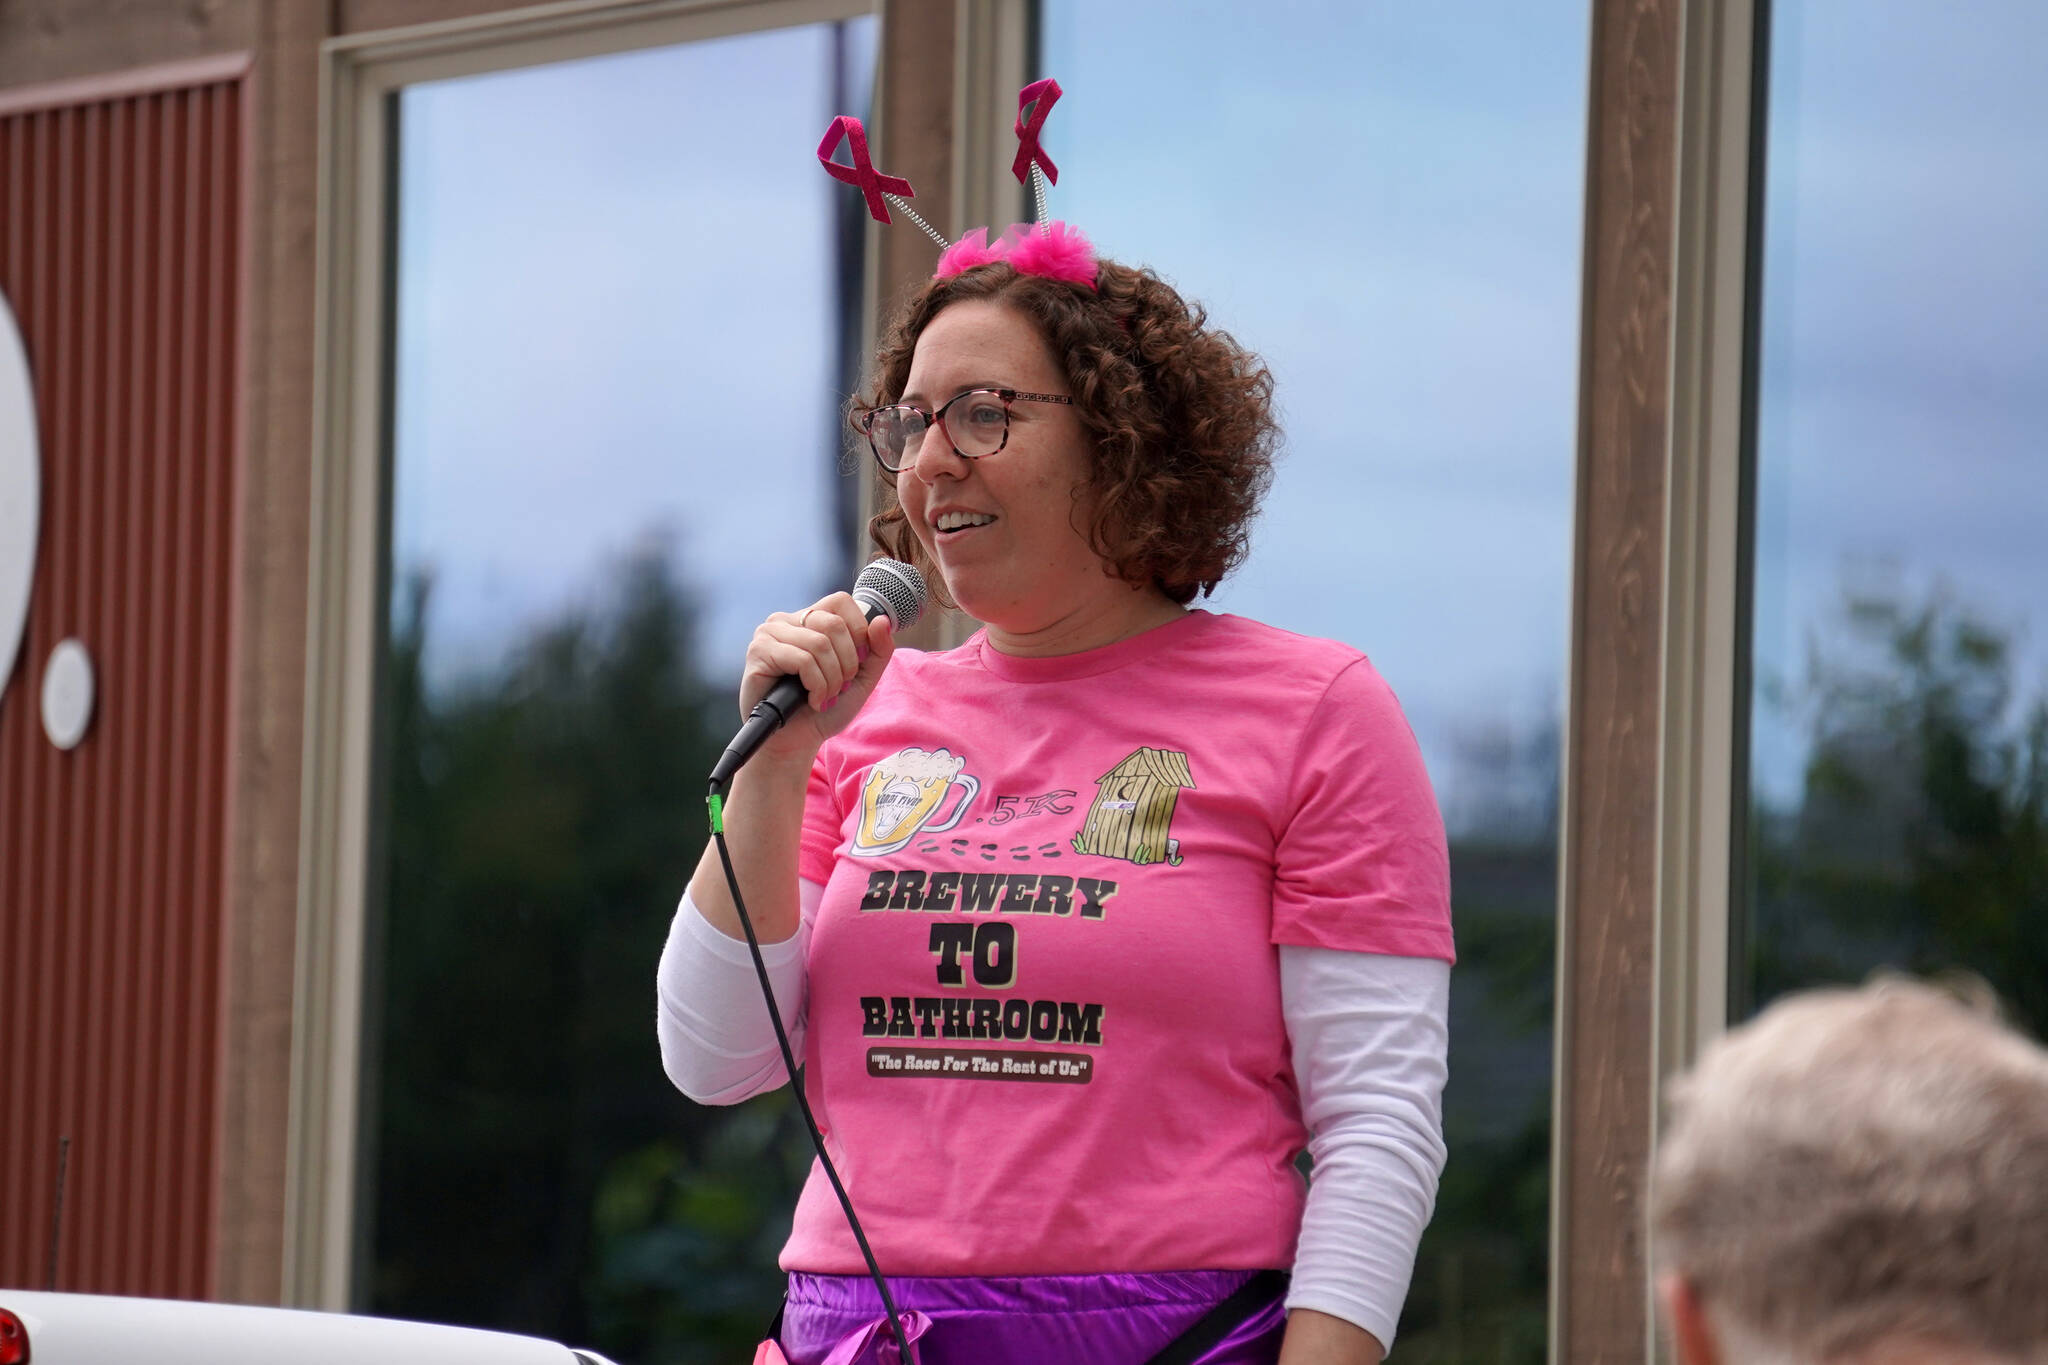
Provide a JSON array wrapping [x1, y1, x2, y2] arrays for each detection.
[[934, 221, 1097, 289], [816, 77, 1099, 291]]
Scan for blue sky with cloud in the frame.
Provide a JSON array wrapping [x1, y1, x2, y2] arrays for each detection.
[[1039, 2, 1590, 825], [1750, 0, 2048, 801], [387, 0, 2045, 822], [391, 19, 875, 690], [391, 2, 1593, 830]]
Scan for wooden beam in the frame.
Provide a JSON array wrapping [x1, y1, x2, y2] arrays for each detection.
[[339, 0, 532, 32], [874, 0, 953, 317], [214, 0, 333, 1306], [1555, 0, 1684, 1359], [0, 1, 254, 88]]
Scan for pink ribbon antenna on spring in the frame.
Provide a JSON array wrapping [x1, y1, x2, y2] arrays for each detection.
[[817, 115, 915, 225], [1012, 77, 1062, 186]]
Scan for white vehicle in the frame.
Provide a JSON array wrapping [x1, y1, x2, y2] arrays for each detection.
[[0, 1290, 622, 1365]]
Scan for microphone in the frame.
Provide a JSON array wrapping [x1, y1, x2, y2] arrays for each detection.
[[708, 559, 927, 790]]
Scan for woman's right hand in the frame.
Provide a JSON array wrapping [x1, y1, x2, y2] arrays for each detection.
[[738, 591, 897, 764]]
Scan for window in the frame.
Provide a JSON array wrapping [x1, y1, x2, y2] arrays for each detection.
[[365, 19, 875, 1360], [1037, 5, 1591, 1353], [1738, 0, 2048, 1035]]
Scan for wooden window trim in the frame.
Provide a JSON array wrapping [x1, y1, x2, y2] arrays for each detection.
[[1553, 0, 1763, 1359], [1551, 0, 1683, 1358]]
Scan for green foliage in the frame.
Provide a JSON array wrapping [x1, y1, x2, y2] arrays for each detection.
[[1397, 1114, 1550, 1364], [367, 547, 805, 1360], [1749, 583, 2048, 1038], [1394, 837, 1557, 1364], [585, 1097, 816, 1364], [359, 562, 2042, 1365], [365, 543, 1570, 1362]]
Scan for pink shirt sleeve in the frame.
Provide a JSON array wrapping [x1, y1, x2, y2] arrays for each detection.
[[1270, 658, 1454, 962], [798, 750, 843, 888]]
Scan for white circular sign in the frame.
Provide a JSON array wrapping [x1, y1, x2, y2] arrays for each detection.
[[42, 638, 95, 750], [0, 288, 38, 701]]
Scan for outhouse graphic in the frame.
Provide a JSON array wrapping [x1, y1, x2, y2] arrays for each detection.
[[1072, 747, 1194, 866]]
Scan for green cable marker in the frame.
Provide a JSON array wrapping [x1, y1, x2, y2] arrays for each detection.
[[706, 792, 725, 834]]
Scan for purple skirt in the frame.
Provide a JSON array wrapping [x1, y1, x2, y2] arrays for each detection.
[[777, 1269, 1287, 1365]]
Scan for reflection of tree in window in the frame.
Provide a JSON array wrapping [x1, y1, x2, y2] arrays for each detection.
[[1398, 711, 1556, 1361], [370, 545, 812, 1363], [1744, 579, 2048, 1040]]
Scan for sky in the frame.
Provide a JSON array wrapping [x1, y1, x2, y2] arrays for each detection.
[[391, 18, 876, 697], [387, 0, 2048, 828], [390, 2, 1590, 837], [1748, 0, 2048, 802], [1037, 2, 1590, 829]]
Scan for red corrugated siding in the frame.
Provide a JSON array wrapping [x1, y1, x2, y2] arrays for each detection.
[[0, 72, 242, 1299]]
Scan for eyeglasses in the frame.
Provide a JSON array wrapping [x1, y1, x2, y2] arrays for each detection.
[[860, 387, 1074, 473]]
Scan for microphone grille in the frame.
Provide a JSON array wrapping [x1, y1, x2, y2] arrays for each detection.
[[852, 558, 928, 629]]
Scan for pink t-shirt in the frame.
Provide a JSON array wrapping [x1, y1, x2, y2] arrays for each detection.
[[784, 610, 1452, 1277]]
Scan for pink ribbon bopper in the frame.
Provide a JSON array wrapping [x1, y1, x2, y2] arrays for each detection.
[[817, 115, 916, 224], [1012, 77, 1062, 185]]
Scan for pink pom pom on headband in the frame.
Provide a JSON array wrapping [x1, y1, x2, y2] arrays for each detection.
[[818, 77, 1098, 290], [934, 221, 1098, 289], [932, 226, 1008, 275], [1006, 220, 1095, 285]]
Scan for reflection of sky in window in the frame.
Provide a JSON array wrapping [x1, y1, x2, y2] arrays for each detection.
[[391, 18, 875, 690], [1750, 0, 2048, 804], [1040, 2, 1588, 824]]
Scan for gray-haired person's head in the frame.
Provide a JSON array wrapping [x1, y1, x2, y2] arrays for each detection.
[[1651, 978, 2048, 1365]]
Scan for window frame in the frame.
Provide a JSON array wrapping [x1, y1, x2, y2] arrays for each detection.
[[1655, 0, 1761, 1145], [1551, 0, 1766, 1358]]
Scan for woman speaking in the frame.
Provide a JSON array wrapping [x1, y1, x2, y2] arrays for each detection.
[[657, 185, 1451, 1365]]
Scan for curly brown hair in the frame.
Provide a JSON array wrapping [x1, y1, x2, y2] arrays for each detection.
[[856, 258, 1278, 607]]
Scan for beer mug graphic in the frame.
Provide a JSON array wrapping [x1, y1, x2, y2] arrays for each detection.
[[852, 747, 980, 857]]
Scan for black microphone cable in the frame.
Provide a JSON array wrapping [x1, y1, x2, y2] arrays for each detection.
[[703, 559, 927, 1364], [705, 786, 918, 1365]]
